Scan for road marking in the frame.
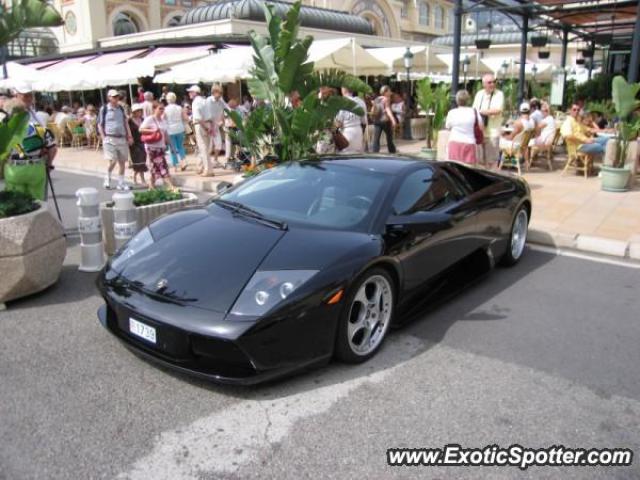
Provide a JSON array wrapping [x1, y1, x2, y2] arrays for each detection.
[[118, 334, 424, 480], [527, 244, 640, 269]]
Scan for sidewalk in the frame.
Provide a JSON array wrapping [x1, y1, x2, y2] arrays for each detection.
[[53, 142, 640, 261]]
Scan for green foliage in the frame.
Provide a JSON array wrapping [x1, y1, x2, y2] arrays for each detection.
[[611, 76, 640, 168], [0, 189, 38, 218], [237, 1, 365, 162], [529, 80, 550, 102], [133, 188, 182, 207], [416, 79, 449, 147], [0, 0, 64, 46], [585, 100, 615, 118], [501, 79, 518, 119], [0, 108, 29, 173], [564, 79, 577, 107], [575, 74, 613, 103]]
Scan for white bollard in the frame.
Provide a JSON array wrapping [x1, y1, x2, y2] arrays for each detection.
[[76, 187, 105, 272], [112, 191, 138, 252]]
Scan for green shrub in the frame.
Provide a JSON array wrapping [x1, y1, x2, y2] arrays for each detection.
[[0, 190, 39, 218], [133, 188, 182, 207]]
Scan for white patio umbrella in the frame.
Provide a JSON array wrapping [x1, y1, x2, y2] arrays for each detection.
[[366, 46, 439, 74], [100, 59, 156, 86], [308, 38, 388, 76]]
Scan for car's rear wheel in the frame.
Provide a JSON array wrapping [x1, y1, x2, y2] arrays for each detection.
[[335, 268, 394, 363], [500, 206, 528, 266]]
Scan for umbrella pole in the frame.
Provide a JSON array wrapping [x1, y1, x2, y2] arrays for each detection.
[[351, 38, 357, 76], [128, 84, 134, 105], [99, 88, 104, 106], [81, 90, 86, 106]]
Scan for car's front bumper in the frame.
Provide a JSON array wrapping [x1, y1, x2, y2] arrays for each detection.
[[96, 277, 339, 385]]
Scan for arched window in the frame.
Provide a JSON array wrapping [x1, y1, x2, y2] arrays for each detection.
[[419, 2, 429, 26], [113, 12, 140, 36], [435, 5, 444, 29]]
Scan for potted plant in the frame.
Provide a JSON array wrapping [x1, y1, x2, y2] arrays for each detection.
[[100, 188, 198, 255], [601, 76, 640, 192], [415, 79, 449, 160], [538, 50, 550, 60], [0, 0, 65, 306]]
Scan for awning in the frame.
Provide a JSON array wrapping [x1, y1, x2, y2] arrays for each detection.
[[143, 45, 212, 68], [101, 59, 156, 86], [0, 62, 45, 89], [42, 54, 98, 71], [84, 49, 146, 67], [26, 59, 62, 70], [33, 63, 105, 91]]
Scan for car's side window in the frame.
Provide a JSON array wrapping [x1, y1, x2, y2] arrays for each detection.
[[393, 168, 458, 215]]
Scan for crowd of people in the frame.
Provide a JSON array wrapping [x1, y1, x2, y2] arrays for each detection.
[[445, 73, 613, 168]]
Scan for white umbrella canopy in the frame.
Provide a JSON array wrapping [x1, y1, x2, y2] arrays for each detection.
[[480, 58, 553, 80], [308, 38, 388, 76], [435, 53, 493, 76], [33, 63, 106, 91], [154, 47, 254, 84], [100, 59, 156, 86], [366, 46, 433, 74], [0, 62, 44, 89]]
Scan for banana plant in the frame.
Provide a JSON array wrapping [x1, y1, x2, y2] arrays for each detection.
[[611, 76, 640, 169], [228, 1, 367, 163], [416, 79, 450, 149]]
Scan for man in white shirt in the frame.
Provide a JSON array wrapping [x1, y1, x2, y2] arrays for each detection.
[[206, 84, 227, 167], [472, 74, 504, 168], [188, 85, 213, 176]]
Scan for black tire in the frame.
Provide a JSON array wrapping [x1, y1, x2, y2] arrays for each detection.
[[334, 268, 395, 363], [499, 205, 529, 267]]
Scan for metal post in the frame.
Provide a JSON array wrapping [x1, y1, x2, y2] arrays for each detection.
[[76, 188, 104, 272], [518, 15, 528, 105], [588, 40, 595, 80], [628, 0, 640, 82], [560, 27, 569, 109], [451, 0, 463, 106]]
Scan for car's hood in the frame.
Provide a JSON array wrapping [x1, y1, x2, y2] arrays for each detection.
[[115, 206, 286, 313]]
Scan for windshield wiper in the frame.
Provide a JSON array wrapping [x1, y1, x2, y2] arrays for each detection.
[[213, 199, 288, 230]]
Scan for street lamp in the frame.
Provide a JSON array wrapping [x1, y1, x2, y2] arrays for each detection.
[[462, 55, 471, 89], [532, 64, 538, 80], [403, 47, 414, 140]]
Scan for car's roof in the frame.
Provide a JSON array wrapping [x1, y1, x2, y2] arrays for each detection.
[[312, 155, 435, 175]]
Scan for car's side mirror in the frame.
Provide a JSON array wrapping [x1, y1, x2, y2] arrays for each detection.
[[386, 211, 451, 235]]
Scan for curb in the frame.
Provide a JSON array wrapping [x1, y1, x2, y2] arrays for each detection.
[[528, 228, 639, 261]]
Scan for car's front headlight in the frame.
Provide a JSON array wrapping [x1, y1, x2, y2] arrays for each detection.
[[110, 227, 154, 272], [229, 270, 318, 318]]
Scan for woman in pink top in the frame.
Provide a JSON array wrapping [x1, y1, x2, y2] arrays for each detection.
[[445, 90, 483, 164], [139, 103, 176, 191]]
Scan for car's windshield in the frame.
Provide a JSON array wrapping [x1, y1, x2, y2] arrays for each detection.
[[216, 162, 390, 231]]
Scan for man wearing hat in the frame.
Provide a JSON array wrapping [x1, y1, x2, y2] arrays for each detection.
[[3, 81, 57, 201], [473, 74, 505, 168], [98, 89, 133, 190], [188, 85, 213, 176], [499, 102, 535, 156]]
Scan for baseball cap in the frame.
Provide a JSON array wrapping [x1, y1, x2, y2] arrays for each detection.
[[107, 89, 120, 98], [13, 80, 33, 94], [519, 102, 531, 113], [187, 85, 201, 94]]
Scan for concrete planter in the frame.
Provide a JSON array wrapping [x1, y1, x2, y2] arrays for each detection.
[[420, 147, 437, 160], [601, 166, 631, 192], [410, 117, 427, 140], [0, 203, 66, 304], [100, 192, 198, 256], [604, 139, 639, 189], [436, 129, 450, 161]]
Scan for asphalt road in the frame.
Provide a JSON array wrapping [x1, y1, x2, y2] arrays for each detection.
[[1, 171, 639, 480]]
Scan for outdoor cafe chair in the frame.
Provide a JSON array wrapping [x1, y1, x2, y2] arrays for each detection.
[[67, 120, 85, 149], [499, 129, 535, 176], [529, 127, 561, 171], [562, 138, 594, 179], [47, 122, 67, 148]]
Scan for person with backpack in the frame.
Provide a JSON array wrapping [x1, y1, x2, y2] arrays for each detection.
[[98, 89, 133, 190], [371, 86, 397, 153]]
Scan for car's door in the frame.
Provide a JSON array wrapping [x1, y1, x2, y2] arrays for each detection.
[[384, 166, 478, 292]]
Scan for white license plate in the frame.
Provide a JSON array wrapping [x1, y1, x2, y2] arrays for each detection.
[[129, 318, 157, 344]]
